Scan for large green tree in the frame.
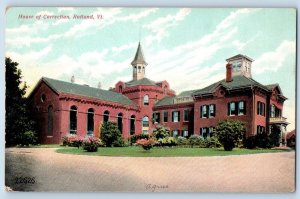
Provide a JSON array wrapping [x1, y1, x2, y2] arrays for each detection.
[[100, 121, 123, 147], [215, 120, 245, 151], [5, 57, 36, 146]]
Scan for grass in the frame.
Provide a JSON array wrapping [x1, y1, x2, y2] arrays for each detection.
[[56, 146, 292, 157]]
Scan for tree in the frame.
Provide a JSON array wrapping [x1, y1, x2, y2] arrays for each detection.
[[5, 57, 37, 146], [152, 125, 170, 139], [100, 121, 122, 147], [215, 120, 245, 151]]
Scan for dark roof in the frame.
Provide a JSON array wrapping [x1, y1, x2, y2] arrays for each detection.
[[131, 42, 148, 66], [155, 96, 175, 106], [226, 54, 254, 62], [193, 76, 270, 96], [125, 77, 157, 87], [177, 89, 198, 97], [286, 130, 295, 139], [42, 77, 136, 106]]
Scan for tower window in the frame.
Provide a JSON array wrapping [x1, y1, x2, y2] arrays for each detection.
[[138, 66, 141, 72], [143, 95, 149, 105], [119, 85, 123, 92]]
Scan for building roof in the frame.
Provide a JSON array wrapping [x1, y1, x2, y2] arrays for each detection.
[[286, 129, 296, 140], [125, 77, 157, 87], [131, 42, 148, 66], [193, 75, 270, 96], [226, 54, 254, 62], [42, 77, 136, 107], [177, 89, 198, 97], [155, 96, 175, 107]]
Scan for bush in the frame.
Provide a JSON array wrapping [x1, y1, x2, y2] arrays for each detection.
[[243, 135, 257, 149], [18, 131, 38, 146], [188, 135, 201, 148], [61, 134, 84, 148], [82, 137, 101, 152], [177, 136, 188, 146], [130, 134, 149, 144], [156, 137, 177, 147], [206, 136, 221, 148], [100, 121, 122, 147], [152, 125, 170, 139], [112, 137, 125, 147], [215, 120, 245, 151], [136, 138, 156, 150]]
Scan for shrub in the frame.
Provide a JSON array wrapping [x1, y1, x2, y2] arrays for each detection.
[[269, 125, 281, 147], [18, 131, 38, 146], [206, 136, 222, 148], [112, 137, 125, 147], [100, 121, 122, 147], [215, 120, 245, 151], [82, 137, 101, 152], [243, 135, 257, 149], [130, 134, 150, 144], [156, 137, 177, 147], [188, 135, 201, 148], [61, 134, 84, 148], [136, 138, 156, 150], [152, 125, 170, 139], [177, 136, 188, 146]]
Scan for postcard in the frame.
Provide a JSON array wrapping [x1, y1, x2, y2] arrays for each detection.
[[5, 7, 296, 192]]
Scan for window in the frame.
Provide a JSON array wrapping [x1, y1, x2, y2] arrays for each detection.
[[172, 130, 178, 137], [138, 66, 141, 72], [153, 112, 160, 124], [209, 104, 215, 117], [117, 113, 123, 133], [270, 105, 275, 117], [201, 104, 215, 118], [69, 105, 77, 134], [238, 101, 246, 115], [200, 128, 208, 138], [184, 109, 190, 121], [103, 110, 109, 122], [257, 101, 265, 116], [257, 125, 265, 134], [134, 66, 137, 72], [163, 111, 168, 122], [228, 101, 246, 116], [41, 94, 46, 102], [47, 105, 53, 136], [183, 130, 188, 137], [119, 85, 123, 93], [201, 105, 207, 118], [143, 95, 149, 105], [142, 116, 149, 127], [208, 127, 215, 137], [87, 108, 94, 136], [130, 115, 135, 135], [172, 111, 180, 122]]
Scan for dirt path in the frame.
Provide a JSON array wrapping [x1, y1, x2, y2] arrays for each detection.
[[5, 148, 295, 192]]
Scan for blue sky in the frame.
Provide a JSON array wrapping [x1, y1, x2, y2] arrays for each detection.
[[5, 7, 296, 130]]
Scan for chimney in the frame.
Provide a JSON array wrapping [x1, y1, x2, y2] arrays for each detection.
[[226, 63, 232, 82], [71, 75, 75, 83], [98, 82, 102, 89]]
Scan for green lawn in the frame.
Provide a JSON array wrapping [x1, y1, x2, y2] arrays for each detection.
[[56, 146, 292, 157]]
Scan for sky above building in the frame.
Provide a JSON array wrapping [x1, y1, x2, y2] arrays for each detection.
[[5, 7, 296, 131]]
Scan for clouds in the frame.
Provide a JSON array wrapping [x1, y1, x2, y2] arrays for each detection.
[[253, 40, 296, 74]]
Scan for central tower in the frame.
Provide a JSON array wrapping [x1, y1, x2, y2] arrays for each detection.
[[131, 42, 148, 80]]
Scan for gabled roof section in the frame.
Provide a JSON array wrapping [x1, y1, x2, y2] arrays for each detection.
[[177, 89, 198, 97], [266, 84, 283, 94], [131, 42, 148, 66], [125, 77, 158, 87], [226, 54, 254, 62], [193, 76, 269, 96], [155, 96, 175, 107], [41, 77, 136, 107]]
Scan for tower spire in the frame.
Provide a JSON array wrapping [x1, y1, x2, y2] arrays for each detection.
[[131, 42, 148, 80]]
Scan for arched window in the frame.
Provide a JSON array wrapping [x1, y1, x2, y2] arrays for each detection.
[[47, 105, 53, 136], [87, 108, 94, 136], [142, 116, 149, 127], [103, 110, 109, 122], [134, 66, 137, 72], [138, 66, 141, 72], [143, 95, 149, 105], [117, 113, 123, 133], [70, 105, 77, 134], [164, 85, 167, 95], [119, 85, 123, 93], [130, 115, 135, 135]]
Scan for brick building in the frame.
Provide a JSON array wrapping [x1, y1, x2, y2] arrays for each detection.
[[28, 42, 288, 144]]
